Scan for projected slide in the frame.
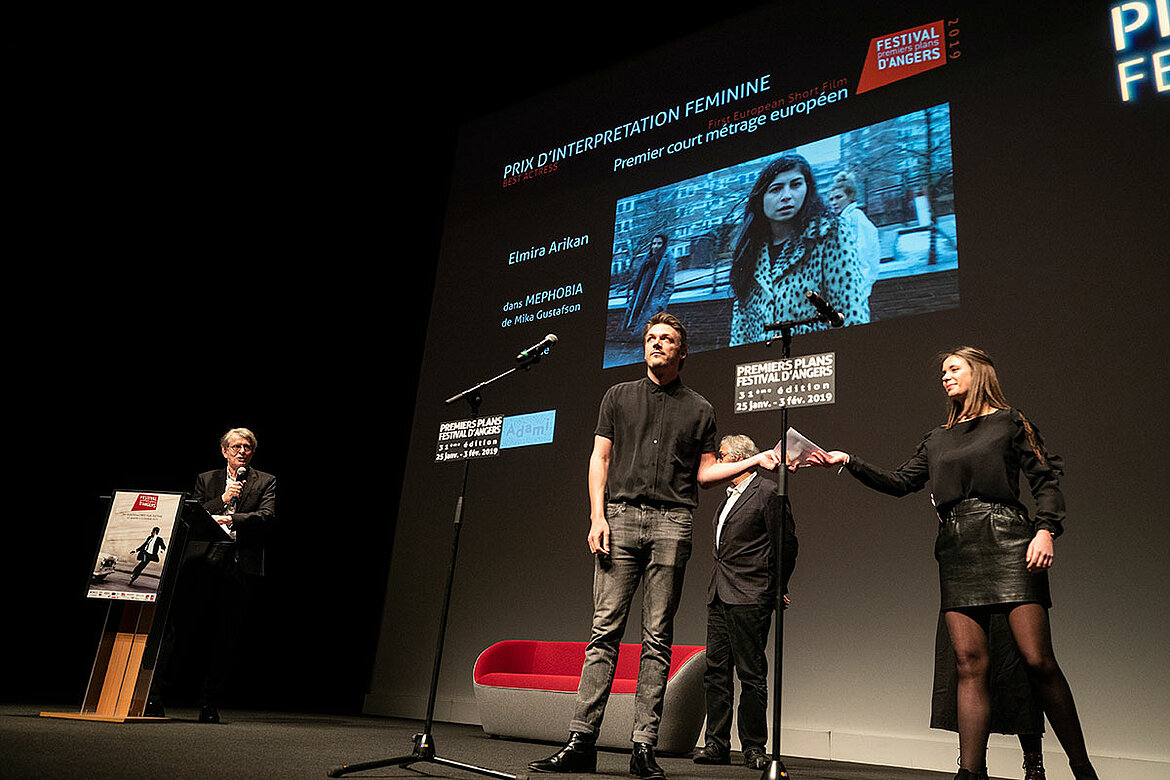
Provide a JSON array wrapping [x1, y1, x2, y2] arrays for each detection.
[[604, 104, 957, 368]]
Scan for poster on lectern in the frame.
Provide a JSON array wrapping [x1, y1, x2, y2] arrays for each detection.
[[87, 491, 184, 602]]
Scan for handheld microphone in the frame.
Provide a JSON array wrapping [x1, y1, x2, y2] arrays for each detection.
[[805, 290, 845, 327], [232, 466, 247, 504], [516, 333, 558, 364]]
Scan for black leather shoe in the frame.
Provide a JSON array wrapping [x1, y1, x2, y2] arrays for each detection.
[[528, 733, 597, 773], [198, 705, 221, 724], [743, 747, 769, 770], [692, 745, 730, 765], [630, 743, 665, 780]]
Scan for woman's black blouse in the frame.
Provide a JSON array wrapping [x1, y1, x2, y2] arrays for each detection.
[[844, 408, 1066, 536]]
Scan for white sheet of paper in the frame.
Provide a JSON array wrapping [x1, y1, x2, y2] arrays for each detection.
[[774, 427, 825, 467], [213, 516, 236, 539]]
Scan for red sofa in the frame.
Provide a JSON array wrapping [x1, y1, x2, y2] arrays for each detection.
[[472, 640, 706, 754]]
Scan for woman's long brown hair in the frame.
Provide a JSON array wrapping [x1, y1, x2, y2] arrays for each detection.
[[942, 346, 1048, 466]]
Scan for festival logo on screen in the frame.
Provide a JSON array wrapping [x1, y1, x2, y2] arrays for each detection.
[[857, 20, 948, 94], [1110, 1, 1169, 102], [132, 494, 159, 511]]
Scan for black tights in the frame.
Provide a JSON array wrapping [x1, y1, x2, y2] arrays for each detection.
[[1018, 732, 1042, 753], [945, 603, 1092, 772]]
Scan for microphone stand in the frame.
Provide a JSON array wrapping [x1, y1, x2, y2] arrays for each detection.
[[758, 314, 820, 780], [328, 357, 547, 780]]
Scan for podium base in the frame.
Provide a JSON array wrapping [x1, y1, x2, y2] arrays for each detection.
[[51, 601, 161, 724], [38, 711, 167, 723]]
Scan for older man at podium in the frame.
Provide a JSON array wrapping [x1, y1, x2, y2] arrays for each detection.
[[147, 426, 276, 724]]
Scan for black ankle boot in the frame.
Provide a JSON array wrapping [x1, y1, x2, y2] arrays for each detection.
[[954, 769, 988, 780], [1022, 750, 1046, 780], [630, 743, 665, 780], [528, 732, 597, 773]]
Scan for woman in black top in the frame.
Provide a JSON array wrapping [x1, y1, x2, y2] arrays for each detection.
[[806, 347, 1098, 780]]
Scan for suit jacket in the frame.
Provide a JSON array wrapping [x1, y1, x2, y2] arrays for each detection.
[[190, 466, 277, 577], [135, 535, 166, 562], [707, 473, 798, 606]]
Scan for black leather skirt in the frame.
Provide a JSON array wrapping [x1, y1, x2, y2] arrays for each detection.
[[935, 498, 1051, 610]]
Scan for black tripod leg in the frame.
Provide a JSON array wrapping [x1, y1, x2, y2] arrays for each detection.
[[327, 753, 422, 778], [326, 724, 517, 778], [432, 755, 518, 780], [327, 731, 434, 777], [328, 753, 516, 780]]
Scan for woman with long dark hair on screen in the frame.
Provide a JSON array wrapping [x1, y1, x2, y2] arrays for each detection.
[[728, 153, 868, 346], [805, 347, 1098, 780]]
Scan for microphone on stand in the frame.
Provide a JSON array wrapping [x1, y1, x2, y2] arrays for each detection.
[[516, 333, 558, 365], [805, 290, 845, 327]]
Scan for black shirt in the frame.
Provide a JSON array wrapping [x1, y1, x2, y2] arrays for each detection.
[[845, 408, 1066, 535], [595, 377, 718, 509]]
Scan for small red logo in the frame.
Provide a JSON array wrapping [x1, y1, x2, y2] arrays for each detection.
[[857, 21, 946, 94], [132, 494, 159, 511]]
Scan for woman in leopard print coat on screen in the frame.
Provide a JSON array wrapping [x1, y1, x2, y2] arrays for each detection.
[[729, 153, 870, 346]]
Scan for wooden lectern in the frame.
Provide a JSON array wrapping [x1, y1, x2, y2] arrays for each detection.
[[41, 493, 219, 723], [41, 601, 164, 723]]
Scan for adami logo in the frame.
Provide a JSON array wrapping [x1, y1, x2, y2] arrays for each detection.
[[132, 494, 159, 511]]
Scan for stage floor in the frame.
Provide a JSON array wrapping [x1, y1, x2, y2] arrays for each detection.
[[4, 704, 963, 780]]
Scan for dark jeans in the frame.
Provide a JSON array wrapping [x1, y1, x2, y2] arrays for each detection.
[[702, 598, 772, 754], [570, 502, 692, 745]]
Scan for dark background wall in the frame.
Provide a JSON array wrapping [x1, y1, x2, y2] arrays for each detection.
[[6, 2, 776, 714]]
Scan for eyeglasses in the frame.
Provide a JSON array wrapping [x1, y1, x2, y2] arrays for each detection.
[[227, 444, 254, 453]]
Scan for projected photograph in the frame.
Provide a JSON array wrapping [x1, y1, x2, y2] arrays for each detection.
[[604, 103, 958, 368]]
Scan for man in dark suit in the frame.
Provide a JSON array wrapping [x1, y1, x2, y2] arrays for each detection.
[[693, 434, 797, 770], [148, 426, 276, 723], [188, 426, 277, 580], [129, 527, 166, 584]]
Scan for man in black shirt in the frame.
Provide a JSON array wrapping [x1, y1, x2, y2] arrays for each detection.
[[530, 313, 779, 780]]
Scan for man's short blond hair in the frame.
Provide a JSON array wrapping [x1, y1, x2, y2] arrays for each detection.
[[220, 427, 257, 450]]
